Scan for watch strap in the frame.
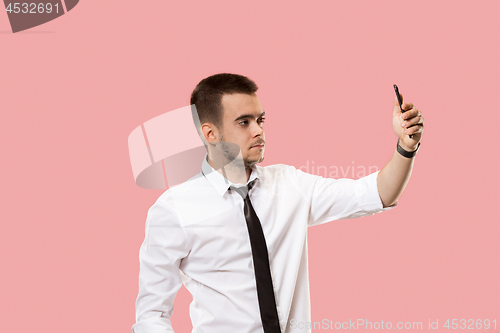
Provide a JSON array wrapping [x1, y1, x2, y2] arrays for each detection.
[[397, 139, 420, 158]]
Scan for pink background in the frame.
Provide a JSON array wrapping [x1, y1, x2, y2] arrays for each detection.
[[1, 1, 499, 332]]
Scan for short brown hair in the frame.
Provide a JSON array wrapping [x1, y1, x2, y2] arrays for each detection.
[[190, 73, 258, 130]]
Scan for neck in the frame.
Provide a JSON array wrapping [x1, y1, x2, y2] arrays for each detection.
[[208, 149, 250, 185], [209, 157, 251, 185]]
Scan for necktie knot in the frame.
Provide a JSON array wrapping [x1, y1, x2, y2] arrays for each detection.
[[230, 179, 256, 199]]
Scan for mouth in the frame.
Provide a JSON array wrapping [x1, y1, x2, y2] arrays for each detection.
[[251, 144, 265, 149]]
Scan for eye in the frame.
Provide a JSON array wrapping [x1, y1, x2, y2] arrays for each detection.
[[258, 117, 265, 124], [239, 120, 248, 126]]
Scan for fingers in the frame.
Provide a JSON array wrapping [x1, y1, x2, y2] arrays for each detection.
[[401, 110, 424, 135], [400, 107, 420, 120], [401, 102, 413, 111], [404, 123, 423, 135]]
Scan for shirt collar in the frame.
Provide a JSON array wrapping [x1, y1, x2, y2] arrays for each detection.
[[201, 153, 259, 196]]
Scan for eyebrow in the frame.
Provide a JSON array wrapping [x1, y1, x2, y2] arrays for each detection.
[[234, 111, 266, 122]]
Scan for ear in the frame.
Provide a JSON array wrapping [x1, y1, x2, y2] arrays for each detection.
[[201, 122, 219, 143]]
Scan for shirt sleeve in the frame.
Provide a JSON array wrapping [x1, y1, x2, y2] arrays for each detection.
[[132, 193, 191, 333], [289, 167, 397, 227]]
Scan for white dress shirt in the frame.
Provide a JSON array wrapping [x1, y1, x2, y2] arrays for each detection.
[[132, 154, 396, 333]]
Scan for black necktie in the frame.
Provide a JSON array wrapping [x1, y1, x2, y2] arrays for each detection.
[[230, 180, 281, 333]]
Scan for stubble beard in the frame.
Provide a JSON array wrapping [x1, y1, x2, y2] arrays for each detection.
[[246, 149, 264, 169], [218, 133, 263, 170]]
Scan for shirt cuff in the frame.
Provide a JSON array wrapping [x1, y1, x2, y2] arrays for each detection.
[[356, 170, 398, 213], [132, 316, 175, 333]]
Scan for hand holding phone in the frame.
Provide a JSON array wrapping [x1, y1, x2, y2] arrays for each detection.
[[393, 84, 413, 139]]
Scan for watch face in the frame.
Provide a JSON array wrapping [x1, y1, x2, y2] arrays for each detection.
[[4, 0, 79, 33]]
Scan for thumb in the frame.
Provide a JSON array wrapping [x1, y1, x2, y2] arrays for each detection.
[[394, 92, 403, 107], [394, 92, 403, 117]]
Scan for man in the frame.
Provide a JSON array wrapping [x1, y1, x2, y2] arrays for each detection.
[[132, 73, 424, 333]]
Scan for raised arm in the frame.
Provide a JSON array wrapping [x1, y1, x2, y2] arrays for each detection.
[[377, 93, 425, 208]]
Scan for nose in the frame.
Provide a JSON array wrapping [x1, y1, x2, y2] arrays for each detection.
[[251, 120, 264, 137]]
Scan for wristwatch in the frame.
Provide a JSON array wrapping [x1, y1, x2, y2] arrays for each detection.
[[397, 139, 420, 158]]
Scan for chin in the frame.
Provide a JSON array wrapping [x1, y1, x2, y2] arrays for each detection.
[[244, 154, 264, 168]]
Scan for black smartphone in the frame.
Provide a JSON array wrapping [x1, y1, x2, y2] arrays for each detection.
[[393, 84, 413, 139]]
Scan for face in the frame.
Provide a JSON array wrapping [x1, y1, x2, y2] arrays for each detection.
[[217, 93, 266, 169]]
